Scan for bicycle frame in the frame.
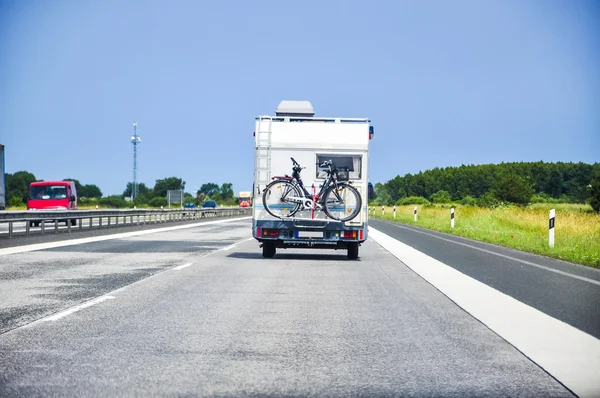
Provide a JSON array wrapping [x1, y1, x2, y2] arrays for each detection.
[[294, 171, 337, 201]]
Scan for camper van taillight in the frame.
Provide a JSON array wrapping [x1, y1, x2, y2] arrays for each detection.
[[253, 131, 256, 136], [369, 126, 374, 140]]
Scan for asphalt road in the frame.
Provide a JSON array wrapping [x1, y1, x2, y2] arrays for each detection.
[[0, 218, 574, 397], [369, 218, 600, 339]]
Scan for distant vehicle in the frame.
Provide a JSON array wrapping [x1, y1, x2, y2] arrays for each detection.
[[0, 144, 5, 210], [183, 202, 197, 209], [238, 191, 252, 208], [201, 200, 217, 209], [27, 180, 78, 226]]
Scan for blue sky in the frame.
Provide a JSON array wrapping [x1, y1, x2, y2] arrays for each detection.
[[1, 0, 598, 196]]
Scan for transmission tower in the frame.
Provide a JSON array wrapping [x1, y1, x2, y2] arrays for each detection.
[[131, 122, 142, 199]]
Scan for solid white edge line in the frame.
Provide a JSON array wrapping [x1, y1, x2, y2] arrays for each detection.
[[173, 263, 192, 270], [376, 218, 600, 286], [41, 296, 116, 322], [0, 216, 252, 256], [369, 226, 600, 398]]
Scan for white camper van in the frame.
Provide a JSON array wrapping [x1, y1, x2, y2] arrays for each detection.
[[252, 100, 374, 259]]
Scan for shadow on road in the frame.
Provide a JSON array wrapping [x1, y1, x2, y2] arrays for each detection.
[[227, 251, 357, 262]]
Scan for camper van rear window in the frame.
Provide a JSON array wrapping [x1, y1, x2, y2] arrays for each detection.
[[316, 154, 362, 180]]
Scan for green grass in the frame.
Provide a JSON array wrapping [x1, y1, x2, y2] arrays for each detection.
[[371, 204, 600, 268]]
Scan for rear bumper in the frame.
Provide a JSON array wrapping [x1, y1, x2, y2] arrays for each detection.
[[252, 219, 367, 249]]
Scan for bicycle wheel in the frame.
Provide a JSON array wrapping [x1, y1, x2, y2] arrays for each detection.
[[322, 182, 362, 222], [262, 179, 302, 219]]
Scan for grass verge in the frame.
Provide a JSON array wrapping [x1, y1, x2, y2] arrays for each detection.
[[370, 204, 600, 268]]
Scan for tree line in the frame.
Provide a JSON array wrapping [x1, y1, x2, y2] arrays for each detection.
[[4, 171, 240, 208], [371, 161, 600, 211]]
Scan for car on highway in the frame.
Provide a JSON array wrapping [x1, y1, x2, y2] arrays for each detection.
[[201, 200, 217, 209], [183, 202, 196, 209]]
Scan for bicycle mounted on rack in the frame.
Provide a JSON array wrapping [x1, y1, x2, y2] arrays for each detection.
[[262, 157, 362, 222]]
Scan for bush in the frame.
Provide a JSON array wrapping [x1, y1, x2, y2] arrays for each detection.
[[531, 193, 557, 204], [99, 195, 129, 208], [397, 196, 431, 206], [370, 197, 392, 206], [78, 197, 99, 206], [149, 197, 168, 208], [493, 172, 534, 205], [461, 195, 477, 206], [133, 194, 151, 207], [477, 192, 500, 208], [429, 190, 452, 204], [8, 196, 24, 208]]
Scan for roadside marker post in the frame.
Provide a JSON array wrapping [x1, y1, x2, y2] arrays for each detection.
[[549, 209, 555, 248], [393, 205, 396, 219], [451, 208, 455, 229], [414, 206, 417, 222]]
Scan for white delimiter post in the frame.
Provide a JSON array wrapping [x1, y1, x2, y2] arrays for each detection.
[[451, 207, 455, 228], [549, 209, 555, 248], [382, 206, 384, 216], [393, 205, 396, 218], [414, 206, 417, 221]]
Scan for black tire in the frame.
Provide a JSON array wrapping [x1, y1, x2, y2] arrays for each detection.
[[322, 182, 362, 222], [71, 219, 77, 226], [262, 179, 302, 219], [262, 242, 276, 258], [347, 242, 359, 260]]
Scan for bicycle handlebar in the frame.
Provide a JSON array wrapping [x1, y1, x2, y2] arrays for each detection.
[[318, 160, 335, 169]]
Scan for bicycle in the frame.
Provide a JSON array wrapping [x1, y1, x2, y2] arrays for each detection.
[[262, 157, 362, 222]]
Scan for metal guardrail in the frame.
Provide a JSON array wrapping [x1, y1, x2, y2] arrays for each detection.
[[0, 208, 252, 239]]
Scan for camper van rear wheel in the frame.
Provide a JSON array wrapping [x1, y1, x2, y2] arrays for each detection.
[[262, 179, 302, 219], [347, 242, 359, 260], [322, 182, 362, 222], [262, 242, 276, 258]]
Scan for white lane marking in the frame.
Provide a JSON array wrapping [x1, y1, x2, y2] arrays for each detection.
[[376, 219, 600, 286], [41, 296, 116, 322], [369, 226, 600, 398], [0, 216, 251, 257], [173, 263, 192, 270], [220, 237, 254, 251]]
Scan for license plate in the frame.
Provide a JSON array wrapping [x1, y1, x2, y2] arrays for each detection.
[[296, 231, 323, 238]]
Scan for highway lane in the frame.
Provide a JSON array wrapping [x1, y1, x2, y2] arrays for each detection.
[[0, 219, 573, 396], [369, 218, 600, 340], [0, 218, 251, 334]]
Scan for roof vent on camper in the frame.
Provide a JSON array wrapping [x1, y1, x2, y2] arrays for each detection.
[[275, 100, 315, 117]]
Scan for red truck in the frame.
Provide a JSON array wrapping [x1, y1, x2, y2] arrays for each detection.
[[27, 180, 78, 226]]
